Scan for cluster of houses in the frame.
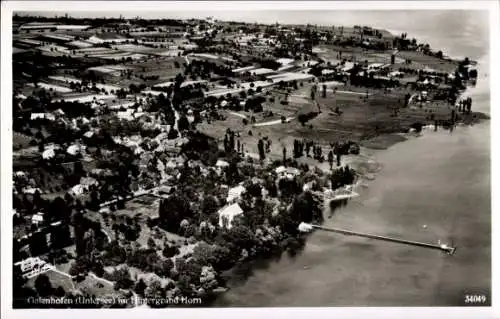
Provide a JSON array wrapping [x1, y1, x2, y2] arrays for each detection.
[[13, 15, 460, 275]]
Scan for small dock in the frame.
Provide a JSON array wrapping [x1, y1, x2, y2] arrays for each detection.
[[306, 224, 456, 255]]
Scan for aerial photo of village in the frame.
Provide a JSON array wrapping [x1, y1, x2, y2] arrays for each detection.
[[11, 9, 491, 308]]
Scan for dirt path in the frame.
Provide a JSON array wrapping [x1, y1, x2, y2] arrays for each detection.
[[253, 117, 295, 127], [227, 111, 248, 119]]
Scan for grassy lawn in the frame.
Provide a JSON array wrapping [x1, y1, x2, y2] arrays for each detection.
[[26, 269, 75, 292], [74, 274, 115, 297], [197, 80, 458, 160], [13, 133, 34, 151], [395, 50, 458, 73]]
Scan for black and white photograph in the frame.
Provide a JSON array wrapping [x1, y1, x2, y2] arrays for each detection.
[[1, 1, 498, 317]]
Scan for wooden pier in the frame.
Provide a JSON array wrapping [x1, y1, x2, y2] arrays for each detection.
[[309, 224, 456, 255]]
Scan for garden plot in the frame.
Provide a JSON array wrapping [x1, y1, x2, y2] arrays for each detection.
[[27, 82, 72, 93], [95, 83, 124, 92], [90, 51, 130, 58], [17, 39, 42, 46], [76, 47, 113, 54], [157, 49, 183, 57], [36, 44, 72, 55], [67, 40, 94, 48], [88, 65, 129, 75], [53, 93, 115, 103], [48, 76, 124, 92], [267, 72, 315, 83], [153, 81, 174, 88], [49, 75, 82, 84], [108, 101, 136, 110], [112, 44, 159, 54], [152, 79, 208, 89], [27, 82, 73, 93], [95, 52, 148, 61], [43, 33, 75, 42], [55, 25, 90, 30]]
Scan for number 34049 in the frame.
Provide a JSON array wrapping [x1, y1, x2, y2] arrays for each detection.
[[464, 294, 487, 304]]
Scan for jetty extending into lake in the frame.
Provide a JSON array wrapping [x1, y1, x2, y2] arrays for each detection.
[[298, 222, 456, 255]]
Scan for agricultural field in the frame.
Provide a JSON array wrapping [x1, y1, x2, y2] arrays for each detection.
[[53, 93, 116, 103], [27, 82, 73, 93], [393, 50, 459, 73], [67, 40, 95, 48], [111, 44, 163, 54], [87, 65, 130, 76]]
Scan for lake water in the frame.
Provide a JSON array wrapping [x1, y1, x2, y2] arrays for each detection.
[[213, 11, 491, 306]]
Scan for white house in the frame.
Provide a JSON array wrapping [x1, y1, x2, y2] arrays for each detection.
[[277, 58, 294, 66], [23, 187, 42, 194], [321, 69, 335, 75], [227, 185, 246, 203], [341, 62, 355, 72], [83, 131, 95, 138], [42, 148, 56, 160], [67, 144, 82, 156], [218, 203, 244, 229], [31, 212, 44, 225], [216, 160, 230, 168], [70, 184, 87, 197], [31, 113, 55, 121], [275, 166, 300, 180]]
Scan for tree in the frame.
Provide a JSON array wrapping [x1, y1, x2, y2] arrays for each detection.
[[147, 237, 156, 250], [168, 128, 179, 139], [177, 115, 190, 132], [159, 192, 193, 233], [134, 278, 147, 296], [291, 191, 323, 223], [35, 274, 53, 297], [328, 150, 334, 170], [469, 69, 478, 79], [163, 243, 180, 258], [113, 267, 133, 290], [201, 194, 219, 217], [258, 139, 265, 160], [310, 85, 317, 102]]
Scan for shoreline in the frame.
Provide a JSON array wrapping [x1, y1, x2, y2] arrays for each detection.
[[11, 11, 491, 308], [214, 64, 490, 304]]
